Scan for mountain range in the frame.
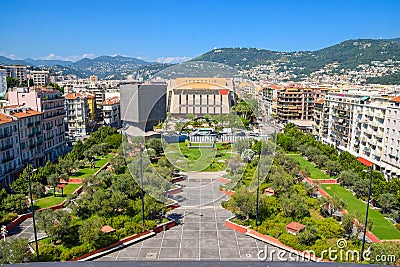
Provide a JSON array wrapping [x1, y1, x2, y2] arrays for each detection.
[[1, 38, 400, 83]]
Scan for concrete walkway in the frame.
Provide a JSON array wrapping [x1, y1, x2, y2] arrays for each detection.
[[96, 171, 293, 261]]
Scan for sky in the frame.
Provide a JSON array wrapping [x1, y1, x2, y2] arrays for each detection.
[[1, 0, 400, 63]]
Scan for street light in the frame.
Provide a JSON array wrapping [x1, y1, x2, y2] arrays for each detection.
[[27, 167, 39, 259], [357, 157, 373, 261], [138, 144, 145, 228], [255, 150, 261, 227]]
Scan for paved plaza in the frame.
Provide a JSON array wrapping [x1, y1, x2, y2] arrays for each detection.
[[96, 171, 296, 261], [8, 218, 47, 242]]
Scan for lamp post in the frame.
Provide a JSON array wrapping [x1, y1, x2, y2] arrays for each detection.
[[138, 144, 145, 227], [27, 167, 39, 259], [255, 150, 261, 227], [361, 164, 373, 261]]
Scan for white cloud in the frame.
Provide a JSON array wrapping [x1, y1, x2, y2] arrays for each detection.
[[39, 53, 96, 62], [0, 52, 22, 60], [156, 56, 192, 64]]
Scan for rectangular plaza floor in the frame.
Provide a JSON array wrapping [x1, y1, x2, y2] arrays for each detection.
[[96, 171, 298, 262]]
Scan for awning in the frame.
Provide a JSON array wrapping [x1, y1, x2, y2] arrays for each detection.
[[358, 157, 373, 167], [361, 96, 370, 102]]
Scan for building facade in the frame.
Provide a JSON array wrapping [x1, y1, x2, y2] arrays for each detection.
[[8, 87, 66, 162], [0, 113, 21, 187], [120, 82, 167, 134], [65, 93, 91, 136], [382, 96, 400, 178], [5, 65, 27, 84], [167, 78, 234, 116], [29, 70, 49, 86], [102, 96, 120, 128], [0, 106, 44, 167], [0, 69, 7, 96]]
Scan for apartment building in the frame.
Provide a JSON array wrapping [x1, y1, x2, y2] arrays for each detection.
[[65, 93, 91, 136], [382, 96, 400, 178], [0, 69, 7, 95], [321, 93, 400, 179], [29, 70, 49, 86], [5, 65, 27, 84], [0, 113, 21, 187], [8, 87, 66, 162], [0, 106, 44, 167], [275, 87, 315, 123], [312, 98, 326, 140], [102, 96, 120, 128]]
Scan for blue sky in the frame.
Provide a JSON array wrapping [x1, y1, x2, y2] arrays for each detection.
[[1, 0, 399, 63]]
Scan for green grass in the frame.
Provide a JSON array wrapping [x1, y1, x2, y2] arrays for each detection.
[[287, 154, 331, 180], [71, 154, 112, 178], [322, 184, 400, 240], [165, 142, 232, 172], [34, 184, 81, 209]]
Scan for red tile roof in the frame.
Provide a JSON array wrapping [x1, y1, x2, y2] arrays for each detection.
[[66, 93, 84, 100], [102, 96, 120, 105], [101, 225, 115, 234], [0, 113, 14, 125], [390, 96, 400, 103], [12, 109, 42, 118], [286, 221, 305, 232]]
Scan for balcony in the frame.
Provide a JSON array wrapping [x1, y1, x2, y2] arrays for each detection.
[[35, 121, 41, 126], [0, 143, 13, 151], [1, 155, 14, 163], [27, 122, 34, 127]]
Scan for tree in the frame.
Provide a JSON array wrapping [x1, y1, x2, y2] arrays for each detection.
[[37, 210, 70, 244], [0, 238, 29, 264], [104, 134, 122, 149], [78, 217, 105, 249], [58, 158, 76, 175], [377, 193, 397, 213], [338, 170, 359, 187], [109, 153, 126, 174], [6, 76, 19, 88], [342, 214, 355, 238], [230, 187, 256, 220], [325, 160, 341, 176], [145, 138, 163, 156], [3, 194, 27, 214], [47, 173, 61, 196], [241, 148, 255, 162]]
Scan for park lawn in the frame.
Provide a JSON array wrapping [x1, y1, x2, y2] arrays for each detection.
[[34, 184, 81, 210], [165, 142, 231, 172], [71, 153, 112, 179], [322, 184, 400, 240], [287, 154, 331, 180]]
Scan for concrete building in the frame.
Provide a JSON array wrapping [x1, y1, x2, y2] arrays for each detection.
[[275, 87, 315, 123], [382, 96, 400, 179], [65, 93, 91, 136], [5, 65, 27, 84], [0, 106, 44, 167], [312, 98, 326, 140], [29, 70, 49, 86], [0, 69, 7, 96], [167, 78, 234, 116], [0, 113, 21, 187], [102, 96, 120, 128], [86, 94, 97, 121], [8, 87, 66, 162], [321, 92, 400, 179], [120, 82, 167, 134]]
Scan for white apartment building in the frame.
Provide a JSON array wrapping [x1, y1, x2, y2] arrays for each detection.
[[322, 93, 399, 179], [0, 69, 7, 95], [102, 96, 120, 128], [29, 70, 49, 86], [65, 93, 91, 136], [382, 96, 400, 178], [5, 65, 27, 84]]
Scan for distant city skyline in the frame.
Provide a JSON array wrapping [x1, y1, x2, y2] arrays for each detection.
[[1, 0, 399, 63]]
